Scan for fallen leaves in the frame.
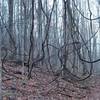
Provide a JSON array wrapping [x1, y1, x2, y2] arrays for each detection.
[[2, 62, 100, 100]]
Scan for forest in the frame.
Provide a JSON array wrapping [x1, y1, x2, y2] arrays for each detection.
[[0, 0, 100, 100]]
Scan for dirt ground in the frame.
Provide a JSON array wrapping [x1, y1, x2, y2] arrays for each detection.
[[2, 63, 100, 100]]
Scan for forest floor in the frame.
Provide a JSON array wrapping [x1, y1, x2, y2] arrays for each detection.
[[2, 62, 100, 100]]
